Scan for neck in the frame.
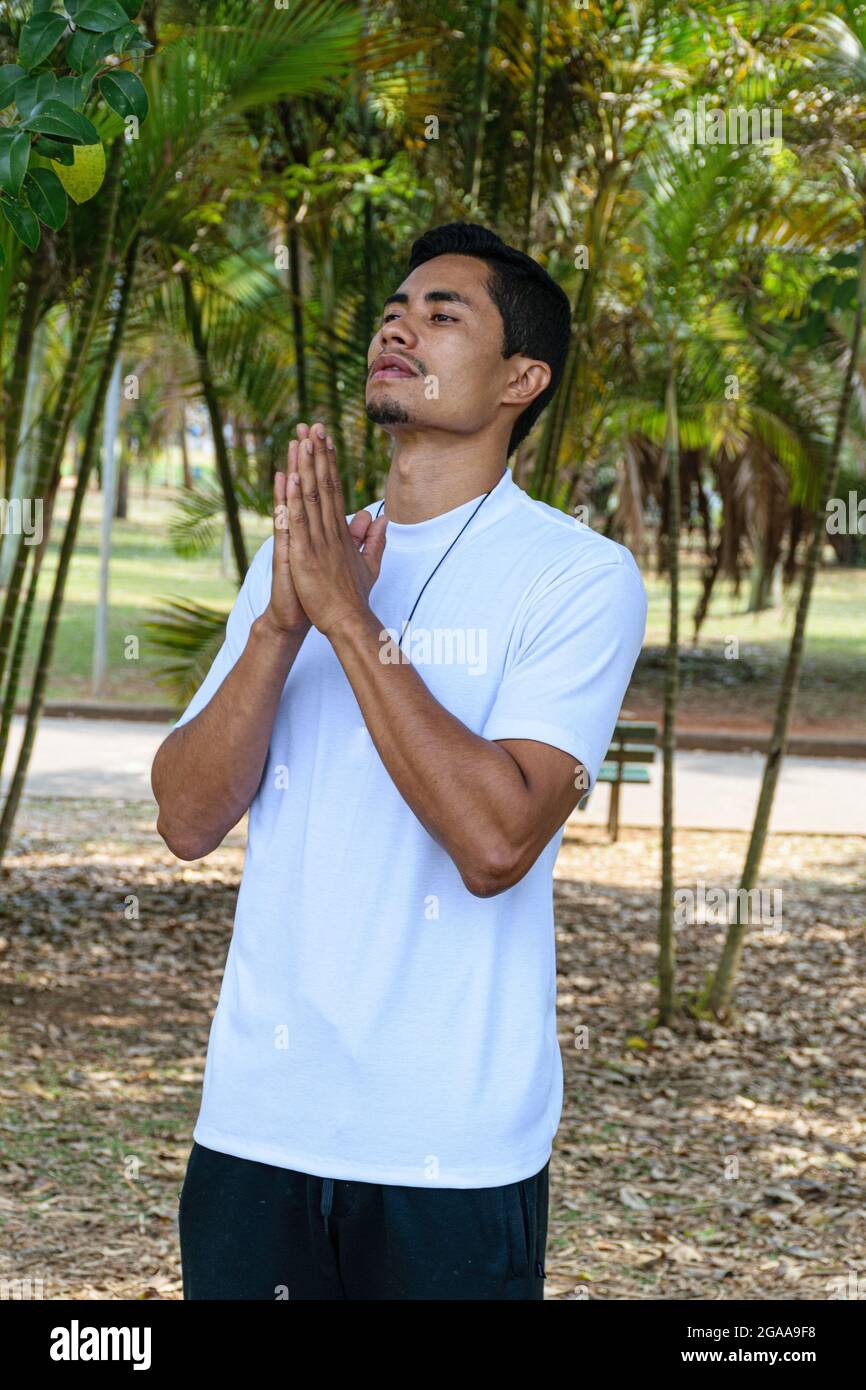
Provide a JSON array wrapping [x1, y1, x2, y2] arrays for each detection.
[[380, 430, 508, 523]]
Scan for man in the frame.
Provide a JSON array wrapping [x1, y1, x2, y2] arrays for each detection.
[[152, 222, 647, 1301]]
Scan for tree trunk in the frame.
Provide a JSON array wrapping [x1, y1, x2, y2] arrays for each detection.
[[288, 222, 308, 420], [180, 271, 248, 582], [179, 409, 192, 490], [463, 0, 499, 202], [705, 237, 866, 1019], [0, 141, 124, 699], [115, 448, 129, 519], [319, 241, 349, 493], [1, 317, 47, 589], [3, 257, 44, 498], [522, 0, 548, 250], [693, 539, 722, 641], [657, 362, 680, 1027], [0, 237, 139, 862], [0, 485, 57, 773]]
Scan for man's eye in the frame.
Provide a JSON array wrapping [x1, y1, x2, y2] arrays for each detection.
[[382, 312, 400, 323], [431, 313, 456, 322]]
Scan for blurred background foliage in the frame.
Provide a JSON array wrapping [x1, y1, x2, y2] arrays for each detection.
[[1, 2, 865, 1005]]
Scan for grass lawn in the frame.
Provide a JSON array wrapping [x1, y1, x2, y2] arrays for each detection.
[[9, 481, 271, 709], [8, 477, 866, 734]]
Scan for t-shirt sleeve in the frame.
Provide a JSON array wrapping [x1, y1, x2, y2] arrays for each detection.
[[481, 555, 647, 793], [172, 538, 273, 731]]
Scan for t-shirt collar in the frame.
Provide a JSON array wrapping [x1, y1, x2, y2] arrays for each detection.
[[371, 465, 517, 551]]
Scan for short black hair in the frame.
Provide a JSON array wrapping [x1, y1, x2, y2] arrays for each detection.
[[407, 222, 571, 456]]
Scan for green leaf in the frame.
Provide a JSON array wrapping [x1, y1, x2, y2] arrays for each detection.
[[98, 69, 147, 121], [19, 12, 69, 70], [82, 26, 123, 66], [65, 28, 91, 72], [24, 167, 68, 229], [0, 64, 26, 112], [71, 1, 132, 33], [80, 25, 150, 71], [32, 0, 57, 11], [56, 74, 85, 109], [33, 136, 75, 165], [20, 99, 100, 145], [14, 71, 58, 119], [0, 242, 5, 270], [0, 198, 41, 251], [118, 0, 143, 16], [0, 131, 31, 198]]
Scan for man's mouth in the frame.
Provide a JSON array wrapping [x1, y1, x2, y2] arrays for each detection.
[[369, 355, 419, 381]]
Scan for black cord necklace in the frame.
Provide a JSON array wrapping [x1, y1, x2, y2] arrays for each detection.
[[375, 474, 502, 647]]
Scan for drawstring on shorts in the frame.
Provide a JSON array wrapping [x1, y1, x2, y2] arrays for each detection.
[[320, 1177, 334, 1235]]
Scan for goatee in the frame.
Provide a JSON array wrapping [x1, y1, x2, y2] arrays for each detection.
[[366, 397, 411, 425]]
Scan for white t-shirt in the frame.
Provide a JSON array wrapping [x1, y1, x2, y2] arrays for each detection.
[[173, 466, 647, 1188]]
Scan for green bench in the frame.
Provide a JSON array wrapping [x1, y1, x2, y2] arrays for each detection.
[[577, 720, 657, 841]]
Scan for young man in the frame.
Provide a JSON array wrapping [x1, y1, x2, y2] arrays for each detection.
[[152, 222, 647, 1301]]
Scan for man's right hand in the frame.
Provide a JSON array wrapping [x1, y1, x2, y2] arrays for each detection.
[[268, 444, 312, 636], [268, 428, 375, 637]]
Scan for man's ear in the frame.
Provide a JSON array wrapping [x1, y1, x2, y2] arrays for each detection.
[[502, 357, 551, 409]]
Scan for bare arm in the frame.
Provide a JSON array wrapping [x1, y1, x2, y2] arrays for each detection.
[[328, 607, 583, 897], [152, 452, 374, 860], [151, 609, 305, 860], [284, 424, 585, 898]]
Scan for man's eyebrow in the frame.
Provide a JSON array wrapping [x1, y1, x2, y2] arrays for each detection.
[[382, 289, 475, 311]]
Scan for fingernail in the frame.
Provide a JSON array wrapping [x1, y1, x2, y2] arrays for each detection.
[[304, 438, 313, 454], [315, 423, 326, 438], [326, 435, 333, 449]]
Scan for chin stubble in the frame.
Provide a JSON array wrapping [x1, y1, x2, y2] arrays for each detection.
[[366, 396, 412, 425]]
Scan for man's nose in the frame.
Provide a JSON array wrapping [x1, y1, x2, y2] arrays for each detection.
[[380, 315, 418, 349]]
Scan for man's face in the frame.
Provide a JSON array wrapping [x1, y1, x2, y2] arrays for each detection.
[[365, 254, 518, 440]]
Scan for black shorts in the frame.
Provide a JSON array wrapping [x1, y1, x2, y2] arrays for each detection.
[[178, 1140, 549, 1300]]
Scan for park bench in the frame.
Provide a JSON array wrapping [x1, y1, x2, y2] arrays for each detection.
[[577, 719, 657, 842]]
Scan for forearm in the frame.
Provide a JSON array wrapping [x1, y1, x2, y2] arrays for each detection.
[[152, 611, 306, 858], [328, 607, 531, 894]]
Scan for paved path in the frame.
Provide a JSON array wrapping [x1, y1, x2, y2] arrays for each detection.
[[3, 716, 865, 834]]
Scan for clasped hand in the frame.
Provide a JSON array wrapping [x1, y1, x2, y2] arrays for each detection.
[[269, 421, 387, 638]]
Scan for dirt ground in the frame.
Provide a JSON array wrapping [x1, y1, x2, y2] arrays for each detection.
[[0, 797, 863, 1301]]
